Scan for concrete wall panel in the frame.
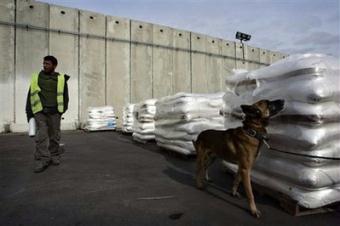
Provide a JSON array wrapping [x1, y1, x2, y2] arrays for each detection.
[[248, 46, 261, 71], [235, 42, 248, 69], [191, 33, 207, 93], [222, 40, 236, 79], [260, 49, 271, 65], [271, 51, 282, 64], [206, 36, 223, 92], [49, 5, 79, 129], [152, 24, 173, 98], [172, 29, 191, 93], [0, 0, 15, 132], [130, 20, 153, 103], [106, 16, 130, 127], [79, 10, 106, 125], [13, 0, 49, 132]]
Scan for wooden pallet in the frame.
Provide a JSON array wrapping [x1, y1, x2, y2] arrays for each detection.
[[253, 183, 339, 216], [83, 128, 116, 133]]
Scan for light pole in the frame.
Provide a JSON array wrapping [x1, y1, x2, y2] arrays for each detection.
[[235, 31, 251, 63]]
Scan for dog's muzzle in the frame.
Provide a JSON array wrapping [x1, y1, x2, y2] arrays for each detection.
[[269, 99, 285, 116]]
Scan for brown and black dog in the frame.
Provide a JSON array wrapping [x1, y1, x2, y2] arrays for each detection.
[[193, 99, 285, 218]]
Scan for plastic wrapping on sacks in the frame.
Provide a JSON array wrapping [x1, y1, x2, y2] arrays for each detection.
[[134, 121, 155, 131], [223, 161, 340, 209], [245, 53, 339, 81], [253, 149, 340, 189], [268, 139, 340, 158], [132, 132, 155, 142], [122, 104, 135, 133], [225, 99, 340, 127], [156, 137, 194, 153], [154, 92, 225, 155], [254, 75, 340, 103], [225, 73, 257, 95], [157, 141, 193, 155], [272, 101, 340, 126], [85, 106, 116, 131], [222, 54, 340, 208], [156, 92, 224, 119], [259, 148, 339, 167], [155, 118, 225, 142], [267, 122, 340, 149], [132, 99, 157, 143]]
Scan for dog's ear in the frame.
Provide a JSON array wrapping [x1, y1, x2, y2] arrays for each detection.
[[241, 105, 261, 118]]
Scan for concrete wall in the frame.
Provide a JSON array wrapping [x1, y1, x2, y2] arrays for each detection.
[[0, 0, 15, 133], [130, 20, 153, 103], [0, 0, 286, 132], [49, 4, 79, 130], [152, 24, 174, 98], [106, 16, 130, 128], [79, 10, 106, 125], [172, 29, 191, 93], [14, 0, 49, 132]]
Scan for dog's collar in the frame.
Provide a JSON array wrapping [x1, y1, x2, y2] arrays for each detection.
[[243, 127, 268, 141]]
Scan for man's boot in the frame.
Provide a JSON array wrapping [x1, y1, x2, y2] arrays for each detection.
[[51, 157, 60, 166], [34, 160, 49, 173]]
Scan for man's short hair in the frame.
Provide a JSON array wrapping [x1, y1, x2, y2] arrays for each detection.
[[44, 55, 58, 66]]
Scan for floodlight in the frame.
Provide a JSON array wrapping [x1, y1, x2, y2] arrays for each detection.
[[235, 31, 251, 42]]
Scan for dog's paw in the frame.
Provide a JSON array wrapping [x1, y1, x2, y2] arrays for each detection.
[[251, 209, 261, 218], [232, 191, 241, 198], [205, 177, 213, 182], [196, 182, 205, 190]]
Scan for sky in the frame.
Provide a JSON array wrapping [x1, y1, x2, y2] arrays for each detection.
[[39, 0, 340, 58]]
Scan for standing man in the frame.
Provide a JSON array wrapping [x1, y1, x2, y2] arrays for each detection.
[[26, 56, 69, 173]]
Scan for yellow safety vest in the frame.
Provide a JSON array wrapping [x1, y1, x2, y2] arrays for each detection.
[[30, 72, 65, 114]]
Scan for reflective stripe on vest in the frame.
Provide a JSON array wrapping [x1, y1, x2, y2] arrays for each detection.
[[57, 74, 65, 113], [30, 72, 65, 114]]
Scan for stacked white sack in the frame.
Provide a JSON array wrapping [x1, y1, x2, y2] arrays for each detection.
[[132, 99, 157, 143], [85, 106, 116, 131], [122, 104, 135, 133], [224, 54, 340, 157], [223, 54, 340, 208], [155, 92, 226, 155]]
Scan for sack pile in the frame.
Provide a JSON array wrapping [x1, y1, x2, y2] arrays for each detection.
[[223, 54, 340, 208], [122, 104, 135, 133], [155, 92, 225, 155], [85, 106, 116, 131], [132, 99, 157, 143]]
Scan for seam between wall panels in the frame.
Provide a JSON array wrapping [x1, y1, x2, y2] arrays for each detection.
[[104, 16, 107, 105], [13, 0, 17, 125], [129, 20, 131, 103], [77, 10, 80, 128], [47, 4, 50, 55], [189, 32, 192, 93], [151, 24, 154, 99]]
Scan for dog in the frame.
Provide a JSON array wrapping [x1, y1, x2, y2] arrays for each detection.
[[193, 99, 285, 218]]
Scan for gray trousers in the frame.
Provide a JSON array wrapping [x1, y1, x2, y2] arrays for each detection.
[[34, 112, 61, 162]]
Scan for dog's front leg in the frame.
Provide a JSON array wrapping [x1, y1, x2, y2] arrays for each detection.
[[232, 168, 241, 198], [240, 168, 261, 218]]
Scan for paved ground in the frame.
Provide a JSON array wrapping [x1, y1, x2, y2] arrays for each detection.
[[0, 131, 339, 226]]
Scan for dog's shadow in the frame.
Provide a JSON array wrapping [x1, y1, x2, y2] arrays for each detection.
[[162, 155, 251, 212], [128, 139, 279, 214], [161, 153, 280, 215]]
